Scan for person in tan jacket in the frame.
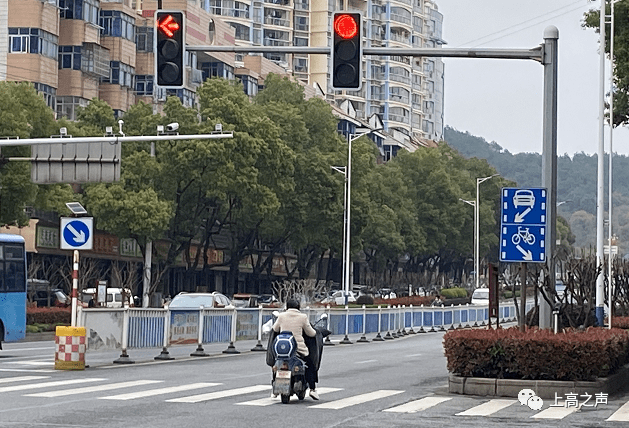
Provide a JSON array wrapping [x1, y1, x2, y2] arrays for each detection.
[[272, 299, 319, 399]]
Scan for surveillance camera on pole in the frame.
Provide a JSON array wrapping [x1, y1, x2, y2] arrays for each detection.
[[166, 123, 179, 132]]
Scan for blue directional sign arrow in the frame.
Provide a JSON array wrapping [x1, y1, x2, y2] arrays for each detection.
[[60, 217, 93, 250], [500, 188, 546, 263]]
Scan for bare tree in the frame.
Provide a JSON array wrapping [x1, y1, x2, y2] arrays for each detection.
[[272, 279, 326, 305]]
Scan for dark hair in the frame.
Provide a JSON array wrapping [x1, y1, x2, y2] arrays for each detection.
[[286, 299, 300, 310]]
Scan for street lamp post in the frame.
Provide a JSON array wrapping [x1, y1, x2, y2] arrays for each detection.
[[475, 174, 499, 289], [459, 198, 476, 287]]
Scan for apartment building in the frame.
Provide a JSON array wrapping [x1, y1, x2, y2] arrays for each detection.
[[202, 0, 445, 145]]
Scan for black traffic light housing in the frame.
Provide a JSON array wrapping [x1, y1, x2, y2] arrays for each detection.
[[332, 12, 362, 91], [155, 11, 185, 88]]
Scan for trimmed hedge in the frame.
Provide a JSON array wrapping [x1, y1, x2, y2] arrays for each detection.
[[27, 307, 71, 325], [443, 327, 629, 381], [440, 287, 468, 299], [612, 316, 629, 329]]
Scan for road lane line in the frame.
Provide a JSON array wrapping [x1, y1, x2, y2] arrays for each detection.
[[456, 399, 516, 416], [99, 382, 221, 400], [309, 390, 403, 410], [531, 406, 578, 419], [0, 368, 55, 373], [607, 401, 629, 421], [384, 396, 451, 413], [166, 385, 270, 403], [0, 378, 106, 393], [25, 380, 163, 397], [355, 360, 377, 364], [237, 387, 343, 406], [0, 376, 50, 384]]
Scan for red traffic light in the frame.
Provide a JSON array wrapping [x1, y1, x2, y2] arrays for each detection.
[[158, 14, 180, 38], [334, 14, 358, 40]]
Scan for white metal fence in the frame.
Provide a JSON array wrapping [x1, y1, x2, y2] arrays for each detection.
[[78, 301, 534, 362]]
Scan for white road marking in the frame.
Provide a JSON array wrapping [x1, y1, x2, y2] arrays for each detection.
[[0, 378, 105, 393], [456, 399, 516, 416], [166, 385, 270, 403], [25, 380, 163, 397], [384, 396, 451, 413], [5, 361, 52, 366], [100, 382, 221, 400], [237, 387, 343, 406], [309, 390, 403, 410], [531, 406, 579, 419], [0, 368, 55, 373], [355, 360, 377, 364], [0, 376, 50, 384], [406, 353, 423, 357], [607, 401, 629, 421]]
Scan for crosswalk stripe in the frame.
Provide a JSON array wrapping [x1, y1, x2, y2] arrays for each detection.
[[531, 406, 578, 419], [166, 385, 270, 403], [0, 378, 106, 393], [100, 383, 221, 400], [383, 396, 451, 413], [309, 390, 403, 410], [236, 387, 343, 406], [25, 380, 163, 397], [456, 399, 516, 416], [607, 401, 629, 421], [0, 376, 50, 384], [5, 361, 52, 366]]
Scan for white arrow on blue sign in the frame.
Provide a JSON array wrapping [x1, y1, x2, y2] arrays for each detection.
[[60, 217, 93, 250], [500, 188, 546, 263]]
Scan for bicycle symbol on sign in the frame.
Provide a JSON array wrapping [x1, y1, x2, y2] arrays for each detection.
[[512, 226, 535, 245]]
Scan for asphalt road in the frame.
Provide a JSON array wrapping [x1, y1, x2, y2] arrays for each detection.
[[1, 331, 629, 427]]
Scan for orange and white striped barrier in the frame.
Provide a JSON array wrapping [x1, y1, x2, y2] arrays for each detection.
[[55, 326, 86, 370]]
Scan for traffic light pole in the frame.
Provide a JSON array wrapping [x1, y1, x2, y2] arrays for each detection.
[[0, 132, 234, 147], [186, 46, 544, 62]]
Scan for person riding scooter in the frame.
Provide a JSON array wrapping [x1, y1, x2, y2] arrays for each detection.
[[271, 299, 320, 400]]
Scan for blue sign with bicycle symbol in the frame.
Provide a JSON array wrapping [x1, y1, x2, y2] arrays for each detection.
[[500, 188, 546, 263]]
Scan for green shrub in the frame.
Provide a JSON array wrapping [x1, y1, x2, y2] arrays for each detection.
[[441, 287, 468, 299], [26, 325, 40, 333], [27, 307, 71, 325], [443, 327, 629, 381]]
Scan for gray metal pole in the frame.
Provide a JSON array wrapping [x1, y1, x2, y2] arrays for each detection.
[[540, 26, 558, 330], [596, 1, 607, 327]]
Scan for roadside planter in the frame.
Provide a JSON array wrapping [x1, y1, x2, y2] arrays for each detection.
[[444, 327, 629, 398]]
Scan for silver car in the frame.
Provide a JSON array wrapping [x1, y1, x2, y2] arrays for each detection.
[[168, 292, 232, 309]]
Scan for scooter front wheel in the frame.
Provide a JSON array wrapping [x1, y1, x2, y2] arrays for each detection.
[[297, 389, 306, 401], [281, 394, 290, 404]]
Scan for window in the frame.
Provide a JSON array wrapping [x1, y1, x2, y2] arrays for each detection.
[[59, 0, 82, 19], [84, 0, 99, 25], [293, 57, 307, 73], [8, 28, 58, 58], [135, 75, 154, 95], [200, 62, 235, 81], [102, 61, 134, 87], [56, 96, 88, 120], [33, 82, 57, 109], [230, 23, 250, 41], [100, 10, 135, 41], [294, 36, 308, 46], [58, 45, 81, 70], [294, 16, 308, 31], [136, 26, 154, 52]]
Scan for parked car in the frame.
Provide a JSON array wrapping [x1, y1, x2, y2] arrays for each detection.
[[32, 289, 69, 307], [231, 293, 259, 308], [327, 290, 357, 305], [379, 288, 397, 299], [471, 288, 490, 305], [258, 294, 279, 307], [168, 292, 232, 309], [81, 287, 135, 308]]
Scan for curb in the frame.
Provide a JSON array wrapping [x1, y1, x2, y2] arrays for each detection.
[[25, 331, 56, 341], [448, 364, 629, 398]]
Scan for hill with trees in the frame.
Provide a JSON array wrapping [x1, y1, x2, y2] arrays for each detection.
[[444, 126, 629, 257]]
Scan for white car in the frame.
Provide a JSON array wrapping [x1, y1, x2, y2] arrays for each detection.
[[470, 288, 490, 305], [328, 290, 356, 305], [168, 292, 232, 309]]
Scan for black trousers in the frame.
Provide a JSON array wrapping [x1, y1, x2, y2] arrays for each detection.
[[300, 353, 318, 389]]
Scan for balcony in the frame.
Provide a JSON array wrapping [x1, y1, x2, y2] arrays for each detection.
[[264, 0, 290, 5], [264, 17, 291, 27], [264, 38, 290, 46]]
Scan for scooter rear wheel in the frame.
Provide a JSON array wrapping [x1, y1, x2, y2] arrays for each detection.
[[297, 390, 306, 401], [281, 394, 290, 404]]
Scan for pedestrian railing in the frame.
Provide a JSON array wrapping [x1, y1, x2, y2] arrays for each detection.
[[77, 301, 535, 363]]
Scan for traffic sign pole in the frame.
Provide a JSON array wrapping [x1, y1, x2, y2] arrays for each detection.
[[71, 250, 79, 327]]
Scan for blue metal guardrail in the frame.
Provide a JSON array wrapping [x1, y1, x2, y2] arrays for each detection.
[[79, 301, 534, 362]]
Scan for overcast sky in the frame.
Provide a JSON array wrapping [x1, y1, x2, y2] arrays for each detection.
[[437, 0, 628, 156]]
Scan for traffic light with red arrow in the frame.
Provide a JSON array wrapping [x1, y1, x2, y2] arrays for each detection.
[[155, 11, 185, 88]]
